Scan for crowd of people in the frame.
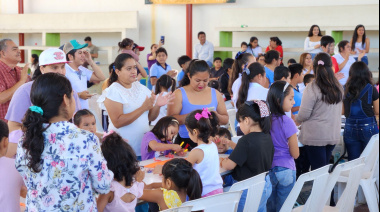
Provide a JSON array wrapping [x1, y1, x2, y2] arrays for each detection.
[[0, 23, 378, 212]]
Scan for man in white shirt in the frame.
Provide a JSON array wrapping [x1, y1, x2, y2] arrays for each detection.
[[63, 39, 106, 109], [193, 32, 214, 67]]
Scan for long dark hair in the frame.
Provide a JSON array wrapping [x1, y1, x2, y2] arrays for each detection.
[[31, 54, 39, 66], [108, 53, 135, 87], [180, 60, 210, 87], [344, 62, 373, 103], [31, 66, 42, 80], [162, 158, 202, 200], [0, 120, 8, 140], [151, 116, 179, 142], [308, 25, 323, 37], [228, 53, 253, 95], [236, 63, 265, 108], [236, 101, 271, 134], [101, 132, 139, 187], [351, 25, 366, 51], [155, 74, 176, 95], [185, 110, 219, 144], [22, 73, 73, 173], [267, 81, 293, 116], [313, 53, 343, 104], [270, 37, 282, 46], [248, 37, 259, 47]]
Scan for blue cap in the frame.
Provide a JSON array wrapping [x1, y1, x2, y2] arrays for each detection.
[[63, 39, 88, 54]]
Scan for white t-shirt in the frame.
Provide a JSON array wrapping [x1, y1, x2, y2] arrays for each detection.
[[233, 82, 269, 111], [98, 82, 152, 156], [247, 46, 263, 57], [150, 92, 168, 126], [298, 68, 314, 94], [333, 53, 356, 85], [304, 37, 323, 54], [353, 42, 368, 57], [65, 64, 93, 109]]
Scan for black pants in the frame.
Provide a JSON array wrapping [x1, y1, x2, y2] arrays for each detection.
[[174, 134, 197, 151], [295, 147, 310, 179], [304, 145, 335, 171]]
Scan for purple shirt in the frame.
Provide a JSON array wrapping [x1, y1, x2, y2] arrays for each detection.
[[270, 115, 298, 170], [141, 131, 172, 161], [147, 53, 157, 70]]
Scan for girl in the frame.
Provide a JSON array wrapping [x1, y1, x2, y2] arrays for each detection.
[[220, 100, 274, 212], [247, 37, 263, 58], [266, 81, 300, 212], [304, 25, 323, 59], [229, 53, 256, 97], [343, 62, 379, 161], [118, 38, 148, 78], [147, 42, 163, 70], [266, 37, 283, 64], [15, 73, 113, 211], [185, 109, 224, 197], [142, 116, 183, 160], [151, 74, 176, 126], [299, 53, 313, 93], [351, 25, 370, 65], [140, 158, 202, 211], [74, 109, 103, 140], [30, 54, 39, 75], [97, 132, 145, 212]]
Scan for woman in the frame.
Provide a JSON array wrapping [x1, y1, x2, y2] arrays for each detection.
[[343, 62, 379, 161], [246, 37, 262, 58], [168, 60, 228, 150], [118, 38, 148, 78], [30, 54, 39, 76], [298, 53, 314, 93], [350, 25, 371, 65], [16, 73, 113, 211], [296, 53, 343, 171], [266, 37, 283, 64], [147, 43, 163, 70], [333, 40, 363, 86], [99, 53, 174, 158], [304, 25, 323, 59]]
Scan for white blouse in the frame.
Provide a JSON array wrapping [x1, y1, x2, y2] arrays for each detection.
[[98, 82, 152, 156], [304, 37, 323, 54]]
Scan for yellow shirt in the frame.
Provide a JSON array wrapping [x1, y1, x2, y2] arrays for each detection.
[[161, 188, 183, 209]]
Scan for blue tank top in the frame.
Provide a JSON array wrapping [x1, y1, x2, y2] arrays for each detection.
[[178, 87, 219, 138]]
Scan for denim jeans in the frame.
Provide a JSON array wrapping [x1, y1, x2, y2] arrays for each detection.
[[267, 167, 296, 212], [354, 56, 369, 65], [344, 117, 379, 161]]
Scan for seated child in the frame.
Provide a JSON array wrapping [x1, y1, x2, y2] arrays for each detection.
[[210, 57, 225, 81], [235, 42, 248, 59], [140, 158, 202, 211], [214, 128, 234, 154], [219, 58, 234, 101], [97, 132, 145, 212], [151, 75, 176, 126], [274, 66, 291, 83], [177, 55, 192, 87], [142, 116, 183, 160], [74, 109, 103, 140], [287, 58, 297, 66], [0, 120, 26, 212], [220, 101, 274, 212], [303, 74, 315, 88]]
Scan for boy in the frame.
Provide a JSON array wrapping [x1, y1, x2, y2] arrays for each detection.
[[289, 64, 305, 115], [177, 55, 192, 87], [303, 74, 315, 88], [241, 42, 248, 53], [210, 57, 225, 81], [150, 47, 177, 90], [219, 58, 234, 101], [274, 66, 291, 83], [214, 128, 234, 155], [287, 58, 297, 66]]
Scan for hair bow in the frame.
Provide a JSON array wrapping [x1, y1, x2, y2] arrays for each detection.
[[195, 108, 211, 121], [317, 60, 325, 66], [246, 100, 270, 118], [103, 130, 115, 138]]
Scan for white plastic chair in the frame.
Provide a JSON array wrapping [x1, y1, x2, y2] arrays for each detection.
[[231, 136, 242, 144], [182, 191, 243, 212], [279, 165, 330, 212], [161, 206, 193, 212], [227, 109, 237, 137], [229, 172, 267, 212]]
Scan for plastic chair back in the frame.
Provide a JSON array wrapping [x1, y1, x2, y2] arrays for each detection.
[[182, 191, 243, 212], [227, 109, 237, 137], [161, 206, 193, 212]]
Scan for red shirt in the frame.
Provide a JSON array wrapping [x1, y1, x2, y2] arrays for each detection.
[[266, 45, 284, 64], [0, 61, 23, 121], [331, 57, 340, 73]]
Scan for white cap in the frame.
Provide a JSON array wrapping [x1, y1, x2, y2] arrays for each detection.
[[39, 48, 70, 66]]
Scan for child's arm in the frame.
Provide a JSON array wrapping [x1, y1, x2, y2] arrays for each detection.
[[145, 183, 162, 190], [20, 186, 27, 198], [139, 189, 165, 207], [97, 191, 114, 212], [186, 149, 203, 166], [220, 158, 237, 171], [149, 140, 182, 153], [288, 134, 300, 159]]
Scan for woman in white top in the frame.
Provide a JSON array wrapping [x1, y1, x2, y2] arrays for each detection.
[[298, 53, 313, 93], [98, 53, 174, 158], [350, 24, 370, 65], [304, 25, 323, 59], [246, 37, 263, 58]]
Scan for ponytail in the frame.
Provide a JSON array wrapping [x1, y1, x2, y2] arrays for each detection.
[[109, 53, 135, 86], [187, 169, 203, 200], [154, 74, 176, 95], [185, 109, 219, 144], [118, 38, 134, 52], [228, 53, 253, 95]]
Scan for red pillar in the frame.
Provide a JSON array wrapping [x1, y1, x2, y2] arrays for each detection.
[[186, 4, 193, 58], [18, 0, 25, 63]]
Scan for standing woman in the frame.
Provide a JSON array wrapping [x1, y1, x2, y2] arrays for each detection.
[[296, 53, 343, 171], [343, 62, 379, 161], [16, 73, 113, 211], [99, 54, 174, 158], [266, 37, 283, 64], [30, 54, 39, 76], [299, 53, 314, 93], [246, 37, 263, 58], [304, 25, 323, 59], [168, 60, 228, 150], [351, 25, 371, 65]]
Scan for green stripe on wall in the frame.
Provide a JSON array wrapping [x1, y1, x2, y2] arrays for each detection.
[[331, 31, 343, 44], [46, 33, 60, 47]]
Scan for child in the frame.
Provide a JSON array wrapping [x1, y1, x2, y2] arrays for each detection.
[[97, 132, 145, 212], [219, 58, 234, 101], [0, 120, 26, 212], [274, 66, 291, 82], [150, 47, 177, 91], [140, 158, 202, 211], [210, 57, 225, 80], [220, 100, 274, 212], [266, 81, 300, 212], [185, 109, 224, 197], [241, 42, 248, 53], [208, 80, 220, 90], [142, 116, 183, 160], [177, 55, 192, 87], [74, 109, 103, 140], [303, 74, 315, 88], [287, 58, 297, 66], [257, 54, 266, 66], [151, 75, 176, 126], [289, 64, 305, 115], [214, 128, 234, 154]]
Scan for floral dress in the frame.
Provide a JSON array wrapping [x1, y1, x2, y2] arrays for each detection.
[[16, 121, 114, 212]]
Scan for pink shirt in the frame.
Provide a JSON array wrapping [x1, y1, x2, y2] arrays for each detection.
[[104, 181, 144, 212], [0, 157, 25, 212], [120, 50, 140, 62]]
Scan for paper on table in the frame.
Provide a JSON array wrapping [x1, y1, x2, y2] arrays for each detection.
[[144, 159, 172, 169]]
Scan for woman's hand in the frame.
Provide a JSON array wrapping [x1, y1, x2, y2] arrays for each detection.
[[155, 92, 175, 107], [143, 95, 156, 111]]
